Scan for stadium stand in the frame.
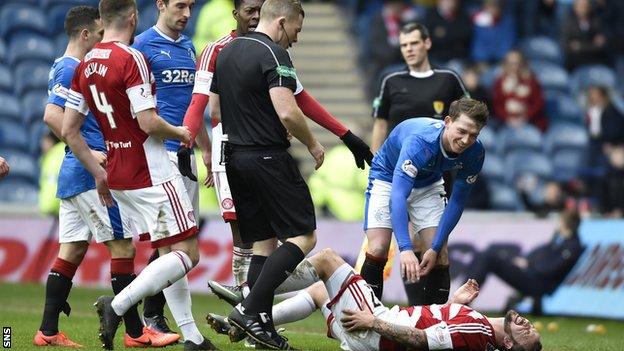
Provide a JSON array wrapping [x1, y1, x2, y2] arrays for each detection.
[[0, 65, 12, 93], [7, 34, 56, 67], [0, 121, 31, 152], [496, 124, 543, 155], [569, 64, 618, 97], [519, 36, 563, 65], [0, 93, 22, 124], [15, 62, 50, 96], [529, 60, 569, 92]]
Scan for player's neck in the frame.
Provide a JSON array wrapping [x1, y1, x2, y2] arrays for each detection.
[[64, 41, 87, 60], [408, 60, 431, 73], [488, 317, 507, 348], [254, 23, 278, 43], [101, 27, 133, 45], [155, 21, 181, 40]]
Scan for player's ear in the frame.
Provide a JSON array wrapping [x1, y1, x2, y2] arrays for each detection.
[[80, 28, 89, 41], [156, 0, 166, 12], [232, 8, 238, 20], [443, 115, 452, 126], [424, 37, 432, 50]]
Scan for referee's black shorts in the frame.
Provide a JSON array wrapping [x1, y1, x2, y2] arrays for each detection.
[[225, 146, 316, 244]]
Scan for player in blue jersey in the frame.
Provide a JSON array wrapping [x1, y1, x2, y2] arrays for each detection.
[[362, 98, 489, 305], [34, 6, 179, 348], [132, 1, 215, 349]]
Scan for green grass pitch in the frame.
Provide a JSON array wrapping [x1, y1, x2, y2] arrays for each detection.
[[2, 282, 622, 350]]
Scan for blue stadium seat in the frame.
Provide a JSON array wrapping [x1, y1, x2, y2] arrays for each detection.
[[55, 32, 68, 57], [29, 121, 49, 156], [0, 5, 47, 38], [23, 91, 48, 126], [439, 59, 465, 76], [477, 126, 496, 154], [0, 148, 38, 184], [0, 178, 39, 204], [529, 60, 569, 92], [544, 90, 583, 125], [0, 39, 5, 63], [0, 65, 12, 93], [48, 4, 75, 39], [488, 181, 522, 211], [0, 93, 21, 123], [7, 34, 56, 66], [138, 4, 159, 35], [497, 124, 543, 155], [543, 123, 589, 154], [15, 62, 50, 95], [41, 0, 98, 11], [519, 36, 563, 64], [0, 120, 30, 151], [551, 148, 586, 182], [505, 150, 553, 184], [480, 153, 505, 183], [479, 65, 502, 91], [570, 65, 617, 97]]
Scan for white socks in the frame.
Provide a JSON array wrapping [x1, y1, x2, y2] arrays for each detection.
[[275, 259, 319, 294], [232, 247, 253, 286], [272, 290, 317, 326], [163, 276, 203, 344], [111, 251, 192, 316]]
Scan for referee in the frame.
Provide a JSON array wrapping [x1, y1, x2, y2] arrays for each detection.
[[363, 22, 469, 307], [208, 0, 321, 349]]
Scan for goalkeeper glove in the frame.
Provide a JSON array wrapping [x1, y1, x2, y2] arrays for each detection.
[[340, 130, 373, 170], [177, 146, 197, 181]]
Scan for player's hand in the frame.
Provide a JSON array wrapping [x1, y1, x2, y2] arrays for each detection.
[[419, 248, 438, 276], [0, 156, 9, 178], [90, 150, 107, 167], [341, 308, 375, 332], [201, 150, 214, 188], [400, 250, 420, 283], [177, 126, 192, 145], [177, 146, 197, 182], [95, 173, 114, 207], [341, 130, 373, 170], [449, 279, 480, 305], [308, 141, 325, 170]]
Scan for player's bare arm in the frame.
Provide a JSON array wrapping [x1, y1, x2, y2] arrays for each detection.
[[341, 308, 428, 349], [0, 156, 9, 178], [61, 107, 113, 207], [371, 118, 388, 153], [270, 86, 324, 169], [137, 108, 191, 144], [208, 91, 221, 122], [195, 126, 214, 187]]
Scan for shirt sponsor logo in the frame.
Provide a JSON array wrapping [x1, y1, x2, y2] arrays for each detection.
[[276, 65, 297, 79], [160, 50, 172, 59], [85, 48, 112, 61], [372, 97, 381, 109], [402, 159, 418, 178], [466, 174, 478, 184]]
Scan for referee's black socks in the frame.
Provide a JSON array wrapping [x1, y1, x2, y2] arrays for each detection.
[[110, 258, 143, 339], [247, 254, 268, 289], [242, 242, 304, 317], [360, 253, 387, 299], [40, 258, 76, 336]]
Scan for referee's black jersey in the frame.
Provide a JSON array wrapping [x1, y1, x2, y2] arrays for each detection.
[[372, 69, 469, 133], [210, 31, 298, 148]]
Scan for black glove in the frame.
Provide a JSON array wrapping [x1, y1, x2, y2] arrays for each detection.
[[177, 146, 197, 181], [340, 130, 373, 170]]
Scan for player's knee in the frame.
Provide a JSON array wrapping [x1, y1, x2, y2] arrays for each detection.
[[106, 239, 135, 259], [58, 241, 89, 264]]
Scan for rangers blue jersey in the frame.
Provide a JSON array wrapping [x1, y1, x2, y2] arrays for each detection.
[[370, 118, 485, 252], [48, 56, 106, 199], [133, 26, 196, 152]]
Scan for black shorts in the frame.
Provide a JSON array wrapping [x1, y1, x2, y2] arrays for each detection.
[[225, 147, 316, 244]]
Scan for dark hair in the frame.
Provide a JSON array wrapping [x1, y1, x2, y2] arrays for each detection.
[[400, 22, 429, 40], [234, 0, 244, 10], [448, 98, 489, 128], [64, 6, 100, 39], [99, 0, 137, 26]]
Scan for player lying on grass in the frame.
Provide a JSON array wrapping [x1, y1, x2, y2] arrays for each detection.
[[208, 248, 542, 351]]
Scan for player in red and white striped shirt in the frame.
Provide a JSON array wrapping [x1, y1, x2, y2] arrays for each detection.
[[216, 248, 542, 351]]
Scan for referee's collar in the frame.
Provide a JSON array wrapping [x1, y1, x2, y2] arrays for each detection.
[[409, 70, 434, 78], [247, 31, 273, 42]]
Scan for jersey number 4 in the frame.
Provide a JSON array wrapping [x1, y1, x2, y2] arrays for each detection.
[[89, 84, 116, 129]]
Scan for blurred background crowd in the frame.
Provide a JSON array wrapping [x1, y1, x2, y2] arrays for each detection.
[[1, 0, 623, 222]]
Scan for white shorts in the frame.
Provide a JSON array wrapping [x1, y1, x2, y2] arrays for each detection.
[[59, 189, 133, 244], [167, 150, 199, 215], [364, 179, 446, 234], [111, 176, 197, 248], [325, 274, 388, 351], [211, 122, 236, 221]]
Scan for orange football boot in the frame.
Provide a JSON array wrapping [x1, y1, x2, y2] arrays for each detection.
[[123, 326, 180, 348], [33, 330, 83, 348]]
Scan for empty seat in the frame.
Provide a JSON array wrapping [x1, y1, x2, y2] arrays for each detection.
[[544, 91, 583, 125], [488, 181, 522, 211], [551, 148, 586, 182], [55, 32, 68, 57], [41, 0, 98, 11], [477, 126, 497, 154], [137, 4, 159, 34], [0, 65, 12, 92], [479, 65, 502, 91], [543, 123, 589, 154], [7, 34, 56, 66], [520, 36, 563, 64], [480, 153, 505, 183], [0, 120, 30, 151], [0, 148, 38, 183], [22, 91, 48, 126], [15, 62, 50, 95], [505, 150, 553, 184], [497, 124, 543, 155], [0, 5, 47, 38], [0, 39, 5, 63], [0, 93, 21, 123], [29, 121, 50, 156], [530, 60, 569, 92], [0, 178, 39, 204], [570, 65, 617, 97], [47, 4, 75, 38]]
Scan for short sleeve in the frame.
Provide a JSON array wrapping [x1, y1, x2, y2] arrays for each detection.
[[262, 45, 297, 92], [124, 51, 156, 114], [373, 76, 391, 119], [47, 63, 73, 108], [392, 137, 431, 183], [64, 71, 89, 116]]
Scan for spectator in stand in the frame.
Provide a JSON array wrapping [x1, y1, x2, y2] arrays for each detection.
[[461, 65, 490, 112], [522, 0, 559, 38], [423, 0, 472, 65], [469, 207, 583, 314], [366, 0, 420, 99], [561, 0, 609, 71], [600, 144, 624, 218], [0, 156, 8, 178], [470, 0, 516, 65], [492, 49, 546, 131], [518, 179, 567, 218]]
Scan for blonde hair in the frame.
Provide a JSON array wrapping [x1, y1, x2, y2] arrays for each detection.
[[260, 0, 304, 22]]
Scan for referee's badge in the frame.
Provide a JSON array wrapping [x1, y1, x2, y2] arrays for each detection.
[[433, 100, 444, 115]]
